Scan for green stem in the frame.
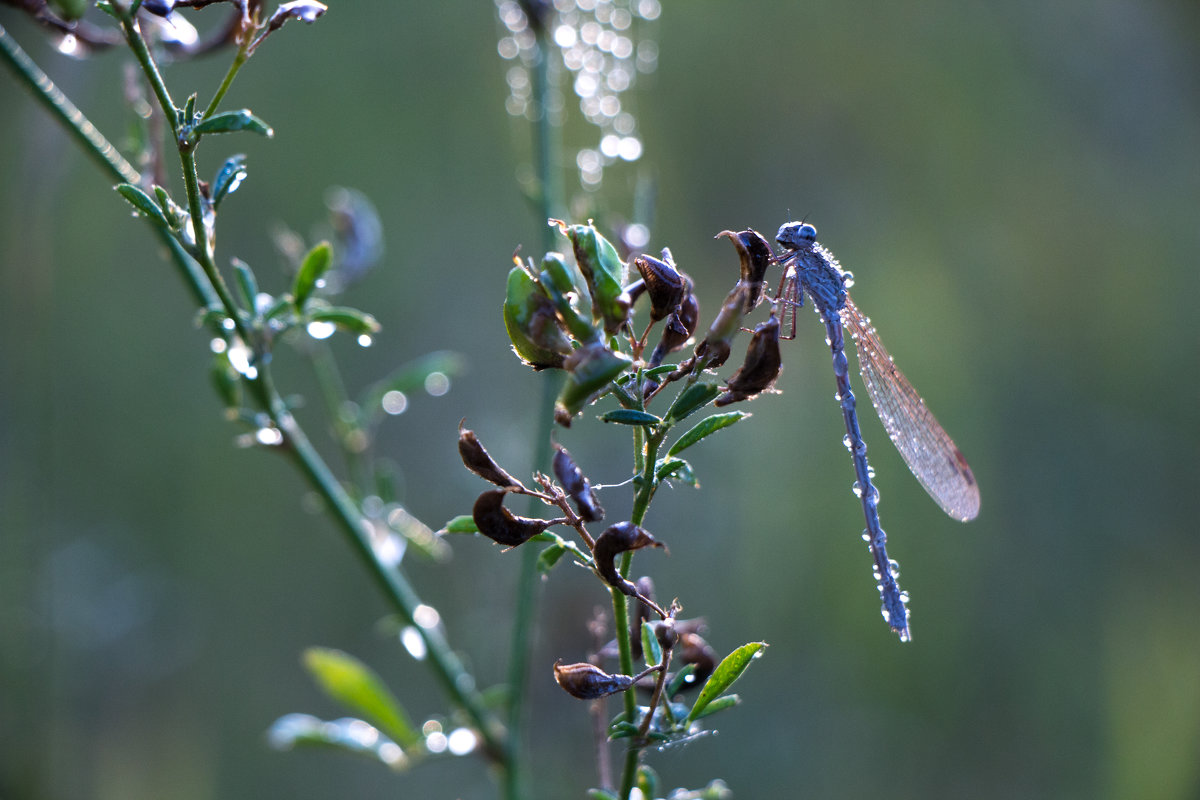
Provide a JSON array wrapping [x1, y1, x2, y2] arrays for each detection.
[[0, 24, 140, 184], [615, 425, 666, 798], [116, 11, 176, 125], [248, 367, 508, 759], [7, 10, 513, 777], [504, 13, 565, 797], [0, 24, 217, 310], [203, 45, 249, 120]]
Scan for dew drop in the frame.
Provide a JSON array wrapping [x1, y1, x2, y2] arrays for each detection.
[[447, 727, 478, 756], [381, 390, 408, 415], [400, 626, 427, 660], [425, 730, 448, 754], [851, 481, 863, 498], [357, 334, 373, 348], [306, 320, 336, 339], [413, 604, 441, 630], [424, 372, 451, 396], [255, 426, 283, 446]]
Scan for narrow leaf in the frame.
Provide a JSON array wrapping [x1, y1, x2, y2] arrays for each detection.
[[598, 409, 661, 426], [307, 306, 381, 335], [440, 514, 479, 534], [115, 183, 170, 228], [293, 240, 332, 309], [687, 641, 766, 722], [587, 791, 620, 800], [302, 647, 420, 749], [641, 621, 662, 667], [212, 154, 248, 209], [536, 542, 567, 573], [665, 662, 698, 697], [667, 411, 750, 456], [194, 109, 275, 137], [232, 259, 260, 310], [690, 693, 741, 720], [267, 713, 409, 771], [666, 381, 720, 423]]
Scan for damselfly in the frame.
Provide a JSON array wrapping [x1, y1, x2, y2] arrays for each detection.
[[770, 221, 980, 640]]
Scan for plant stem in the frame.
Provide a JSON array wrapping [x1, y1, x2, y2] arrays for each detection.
[[0, 23, 217, 310], [248, 367, 509, 760], [7, 10, 513, 778], [203, 38, 249, 119]]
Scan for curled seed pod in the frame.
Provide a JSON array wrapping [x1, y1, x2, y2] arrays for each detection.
[[633, 253, 686, 322], [552, 444, 605, 522], [715, 312, 783, 406], [504, 264, 572, 369], [646, 286, 700, 379], [677, 631, 718, 689], [716, 229, 774, 312], [472, 489, 553, 547], [557, 220, 631, 334], [594, 522, 666, 598], [459, 422, 525, 489], [553, 660, 635, 700]]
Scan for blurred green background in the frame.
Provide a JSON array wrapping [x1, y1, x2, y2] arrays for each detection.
[[3, 2, 1199, 798]]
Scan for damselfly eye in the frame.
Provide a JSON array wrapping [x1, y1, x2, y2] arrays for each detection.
[[775, 221, 818, 249]]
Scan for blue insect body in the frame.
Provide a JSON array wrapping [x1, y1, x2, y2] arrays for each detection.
[[774, 222, 980, 641]]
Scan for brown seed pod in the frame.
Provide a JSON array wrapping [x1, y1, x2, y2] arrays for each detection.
[[593, 522, 666, 598], [716, 228, 774, 312], [458, 421, 525, 489], [676, 631, 718, 689], [553, 660, 635, 700], [472, 489, 553, 547], [715, 312, 782, 406], [633, 252, 686, 321], [552, 443, 604, 522]]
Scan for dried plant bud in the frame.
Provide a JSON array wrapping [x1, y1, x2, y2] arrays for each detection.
[[647, 287, 700, 372], [472, 489, 553, 547], [552, 444, 605, 522], [633, 253, 686, 321], [715, 312, 782, 406], [553, 660, 635, 700], [677, 631, 718, 689], [593, 522, 666, 598], [459, 422, 525, 489], [716, 229, 774, 311]]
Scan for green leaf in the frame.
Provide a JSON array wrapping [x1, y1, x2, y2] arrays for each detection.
[[666, 381, 720, 423], [654, 457, 696, 487], [267, 713, 409, 771], [690, 693, 741, 720], [586, 791, 620, 800], [641, 621, 662, 668], [665, 662, 697, 697], [687, 641, 766, 723], [308, 306, 381, 335], [115, 183, 170, 229], [194, 109, 275, 137], [440, 514, 478, 534], [212, 154, 248, 209], [293, 240, 332, 310], [635, 765, 660, 799], [262, 294, 295, 324], [598, 409, 661, 426], [667, 411, 750, 456], [642, 363, 680, 379], [537, 542, 567, 573], [232, 258, 260, 310], [302, 648, 420, 749]]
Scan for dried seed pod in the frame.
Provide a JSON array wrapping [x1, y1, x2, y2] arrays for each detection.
[[553, 660, 635, 700], [629, 576, 658, 659], [715, 312, 782, 406], [716, 229, 774, 312], [633, 253, 686, 321], [552, 444, 604, 522], [472, 489, 553, 547], [459, 422, 525, 489], [692, 282, 751, 371], [593, 522, 666, 598]]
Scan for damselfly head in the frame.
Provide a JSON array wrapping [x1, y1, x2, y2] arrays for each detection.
[[776, 221, 818, 250]]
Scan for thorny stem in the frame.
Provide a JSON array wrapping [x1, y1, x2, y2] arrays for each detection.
[[6, 9, 513, 776]]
